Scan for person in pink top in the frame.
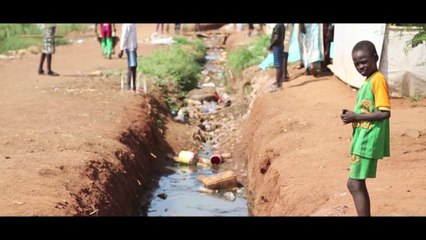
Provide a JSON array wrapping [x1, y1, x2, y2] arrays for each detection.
[[95, 23, 116, 59]]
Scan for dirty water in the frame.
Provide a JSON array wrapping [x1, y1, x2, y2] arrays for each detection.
[[146, 162, 248, 216], [141, 32, 249, 216]]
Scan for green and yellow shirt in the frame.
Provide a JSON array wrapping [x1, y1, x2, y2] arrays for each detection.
[[351, 71, 391, 159]]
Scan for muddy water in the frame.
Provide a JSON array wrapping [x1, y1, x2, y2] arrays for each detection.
[[142, 33, 249, 216], [147, 162, 248, 216]]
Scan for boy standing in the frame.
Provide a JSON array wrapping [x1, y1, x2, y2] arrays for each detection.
[[283, 23, 293, 80], [268, 23, 285, 92], [340, 40, 391, 216], [118, 24, 138, 91]]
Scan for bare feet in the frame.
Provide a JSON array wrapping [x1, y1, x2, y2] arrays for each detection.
[[283, 74, 289, 82], [269, 83, 283, 92]]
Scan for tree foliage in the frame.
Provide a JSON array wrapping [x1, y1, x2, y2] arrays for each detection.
[[398, 24, 426, 48]]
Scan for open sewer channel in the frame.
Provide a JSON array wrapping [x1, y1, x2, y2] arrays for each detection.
[[142, 32, 249, 216], [146, 162, 248, 216]]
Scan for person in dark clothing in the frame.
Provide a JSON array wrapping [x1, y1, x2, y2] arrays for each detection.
[[267, 23, 285, 92], [175, 23, 181, 34], [322, 23, 334, 70], [248, 23, 254, 37]]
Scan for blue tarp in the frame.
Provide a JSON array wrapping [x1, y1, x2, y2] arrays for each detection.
[[259, 53, 274, 70], [259, 26, 335, 68], [260, 27, 301, 69], [288, 27, 334, 63], [288, 27, 301, 63]]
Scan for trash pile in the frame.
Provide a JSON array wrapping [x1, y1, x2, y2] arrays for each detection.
[[165, 32, 245, 200]]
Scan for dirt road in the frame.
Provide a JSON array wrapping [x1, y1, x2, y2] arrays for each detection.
[[235, 63, 426, 216], [0, 24, 175, 215]]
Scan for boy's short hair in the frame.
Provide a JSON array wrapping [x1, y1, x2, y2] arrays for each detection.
[[352, 40, 378, 61]]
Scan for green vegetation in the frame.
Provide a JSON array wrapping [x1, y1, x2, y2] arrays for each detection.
[[55, 24, 88, 35], [0, 24, 88, 54], [393, 24, 426, 53], [168, 35, 207, 64], [138, 36, 206, 91], [399, 24, 426, 48], [0, 24, 41, 54], [227, 35, 270, 72], [409, 95, 423, 102], [138, 36, 207, 112], [55, 24, 88, 45]]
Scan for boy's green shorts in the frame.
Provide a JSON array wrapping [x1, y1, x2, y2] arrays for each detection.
[[349, 154, 378, 179]]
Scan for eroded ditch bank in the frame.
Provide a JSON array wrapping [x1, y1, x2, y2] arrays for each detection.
[[70, 96, 172, 216], [72, 28, 257, 216]]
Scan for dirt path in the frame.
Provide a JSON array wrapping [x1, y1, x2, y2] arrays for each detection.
[[0, 24, 176, 215], [221, 25, 425, 216], [236, 66, 426, 216]]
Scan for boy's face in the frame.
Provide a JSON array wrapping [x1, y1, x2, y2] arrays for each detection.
[[352, 50, 378, 77]]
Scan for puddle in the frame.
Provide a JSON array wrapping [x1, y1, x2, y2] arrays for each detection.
[[205, 53, 221, 61], [146, 162, 248, 216]]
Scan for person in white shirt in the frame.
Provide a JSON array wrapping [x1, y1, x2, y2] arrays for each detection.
[[118, 24, 138, 91]]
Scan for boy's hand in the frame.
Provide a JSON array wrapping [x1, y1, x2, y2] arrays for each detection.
[[340, 109, 356, 124], [118, 50, 123, 58]]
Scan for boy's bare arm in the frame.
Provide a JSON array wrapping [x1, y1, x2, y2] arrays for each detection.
[[268, 35, 278, 51], [340, 109, 390, 124]]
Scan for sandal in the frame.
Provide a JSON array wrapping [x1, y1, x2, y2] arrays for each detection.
[[47, 71, 60, 76]]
